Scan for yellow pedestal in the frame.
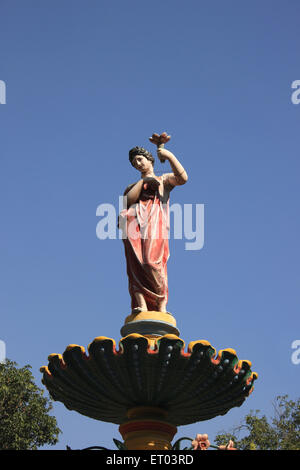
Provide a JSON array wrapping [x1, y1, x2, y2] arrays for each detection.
[[120, 311, 180, 339], [124, 311, 177, 326]]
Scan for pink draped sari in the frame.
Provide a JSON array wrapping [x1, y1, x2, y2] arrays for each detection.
[[119, 175, 174, 312]]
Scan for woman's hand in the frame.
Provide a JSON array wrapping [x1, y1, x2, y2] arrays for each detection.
[[149, 132, 171, 162], [143, 176, 160, 191]]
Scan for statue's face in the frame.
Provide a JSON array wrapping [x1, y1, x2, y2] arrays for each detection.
[[132, 154, 152, 172]]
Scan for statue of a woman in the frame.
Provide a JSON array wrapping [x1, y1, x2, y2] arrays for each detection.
[[119, 132, 188, 314]]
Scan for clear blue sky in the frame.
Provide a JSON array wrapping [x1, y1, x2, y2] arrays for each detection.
[[1, 0, 299, 449]]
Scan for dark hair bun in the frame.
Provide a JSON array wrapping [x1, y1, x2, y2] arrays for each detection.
[[129, 146, 155, 166]]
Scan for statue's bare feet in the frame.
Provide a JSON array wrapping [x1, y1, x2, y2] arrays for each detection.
[[132, 307, 144, 315], [133, 292, 147, 314], [157, 300, 167, 313]]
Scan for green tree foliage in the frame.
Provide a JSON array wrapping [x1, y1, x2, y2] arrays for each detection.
[[0, 359, 61, 449], [215, 395, 300, 450]]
